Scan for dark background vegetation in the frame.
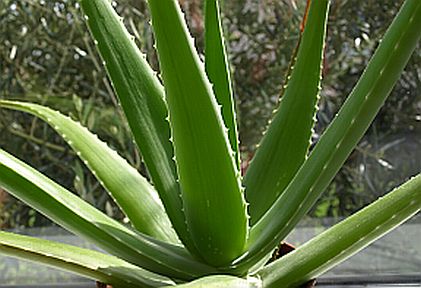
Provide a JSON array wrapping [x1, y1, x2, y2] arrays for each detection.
[[0, 0, 420, 228]]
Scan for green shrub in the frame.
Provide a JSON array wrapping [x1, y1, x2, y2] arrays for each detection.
[[0, 0, 420, 287]]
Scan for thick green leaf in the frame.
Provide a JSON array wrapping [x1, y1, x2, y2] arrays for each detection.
[[258, 174, 421, 288], [0, 149, 215, 279], [204, 0, 240, 167], [244, 0, 329, 224], [0, 100, 178, 244], [167, 275, 262, 288], [78, 0, 195, 252], [0, 231, 175, 288], [147, 0, 247, 266], [237, 0, 421, 271]]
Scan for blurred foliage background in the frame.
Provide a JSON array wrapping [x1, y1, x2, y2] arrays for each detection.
[[0, 0, 420, 229]]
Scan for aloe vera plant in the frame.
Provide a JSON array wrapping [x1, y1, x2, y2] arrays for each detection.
[[0, 0, 420, 287]]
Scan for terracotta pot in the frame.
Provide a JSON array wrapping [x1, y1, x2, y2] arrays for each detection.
[[96, 282, 112, 288], [269, 242, 317, 288]]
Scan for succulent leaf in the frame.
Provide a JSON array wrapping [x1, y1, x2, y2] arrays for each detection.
[[147, 0, 248, 266], [167, 275, 262, 288], [240, 0, 421, 271], [78, 0, 195, 252], [204, 0, 240, 167], [0, 148, 214, 279], [258, 173, 421, 288], [244, 0, 329, 224], [0, 100, 178, 244], [0, 231, 175, 288], [0, 0, 419, 286]]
